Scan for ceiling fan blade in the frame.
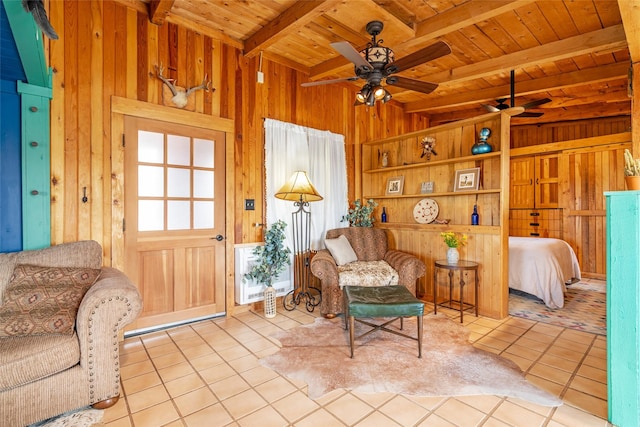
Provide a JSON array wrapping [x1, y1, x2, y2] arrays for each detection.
[[330, 41, 373, 72], [386, 41, 451, 74], [301, 76, 359, 87], [482, 104, 500, 113], [387, 76, 438, 94], [516, 111, 544, 118], [520, 98, 551, 110]]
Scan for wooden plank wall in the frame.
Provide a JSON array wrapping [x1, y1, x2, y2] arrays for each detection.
[[46, 0, 431, 269], [511, 116, 631, 148]]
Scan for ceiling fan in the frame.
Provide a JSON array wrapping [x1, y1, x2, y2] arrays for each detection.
[[301, 20, 451, 106], [482, 70, 551, 117]]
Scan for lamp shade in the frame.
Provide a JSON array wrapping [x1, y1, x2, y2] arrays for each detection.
[[275, 171, 323, 202]]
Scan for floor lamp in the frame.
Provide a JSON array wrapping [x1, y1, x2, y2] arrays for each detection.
[[275, 171, 323, 312]]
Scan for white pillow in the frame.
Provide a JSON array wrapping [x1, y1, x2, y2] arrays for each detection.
[[325, 235, 358, 266]]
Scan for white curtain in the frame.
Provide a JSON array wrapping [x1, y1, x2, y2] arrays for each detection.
[[264, 118, 348, 252]]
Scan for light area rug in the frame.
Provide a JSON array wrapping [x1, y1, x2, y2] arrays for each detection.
[[509, 281, 606, 335], [260, 314, 562, 406], [28, 407, 104, 427]]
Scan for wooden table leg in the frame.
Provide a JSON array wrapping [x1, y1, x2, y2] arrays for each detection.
[[459, 272, 466, 323]]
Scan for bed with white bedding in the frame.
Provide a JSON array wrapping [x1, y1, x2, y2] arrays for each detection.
[[508, 237, 581, 309]]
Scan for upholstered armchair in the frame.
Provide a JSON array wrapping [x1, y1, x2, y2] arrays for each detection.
[[0, 241, 143, 426], [310, 227, 426, 318]]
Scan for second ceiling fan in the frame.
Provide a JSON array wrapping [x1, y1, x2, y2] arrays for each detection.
[[302, 20, 451, 106], [482, 70, 551, 117]]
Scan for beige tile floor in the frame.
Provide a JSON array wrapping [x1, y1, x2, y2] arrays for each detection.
[[104, 284, 611, 427]]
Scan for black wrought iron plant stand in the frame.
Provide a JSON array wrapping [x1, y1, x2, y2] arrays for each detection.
[[283, 198, 322, 312]]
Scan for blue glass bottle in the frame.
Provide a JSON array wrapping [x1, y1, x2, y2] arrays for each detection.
[[471, 204, 479, 225], [471, 127, 493, 155], [381, 207, 387, 223]]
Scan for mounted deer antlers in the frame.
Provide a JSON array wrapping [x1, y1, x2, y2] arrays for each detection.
[[154, 64, 212, 108]]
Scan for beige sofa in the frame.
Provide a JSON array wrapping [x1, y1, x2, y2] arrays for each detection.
[[310, 227, 426, 317], [0, 241, 142, 426]]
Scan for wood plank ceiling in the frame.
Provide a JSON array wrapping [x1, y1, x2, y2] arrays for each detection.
[[137, 0, 635, 125]]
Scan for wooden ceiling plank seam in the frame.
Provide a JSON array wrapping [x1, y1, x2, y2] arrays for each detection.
[[164, 14, 243, 49], [617, 0, 640, 62], [405, 62, 630, 113], [533, 1, 580, 40], [167, 5, 250, 40], [243, 0, 344, 58], [492, 10, 542, 51], [458, 24, 509, 60], [148, 0, 175, 26], [428, 25, 628, 86], [563, 0, 604, 34], [513, 2, 560, 45], [595, 0, 625, 27]]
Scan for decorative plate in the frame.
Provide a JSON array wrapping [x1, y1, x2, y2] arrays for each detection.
[[413, 198, 439, 224]]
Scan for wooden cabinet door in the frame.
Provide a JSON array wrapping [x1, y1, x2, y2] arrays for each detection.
[[534, 154, 559, 208], [510, 157, 535, 208]]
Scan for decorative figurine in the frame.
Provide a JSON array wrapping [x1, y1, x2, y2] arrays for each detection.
[[471, 127, 492, 155], [381, 151, 389, 167], [421, 136, 437, 160]]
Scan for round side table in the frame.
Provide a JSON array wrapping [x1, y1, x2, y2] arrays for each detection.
[[433, 259, 479, 323]]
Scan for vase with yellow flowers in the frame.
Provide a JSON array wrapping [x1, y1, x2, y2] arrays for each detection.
[[441, 231, 467, 264], [624, 149, 640, 190]]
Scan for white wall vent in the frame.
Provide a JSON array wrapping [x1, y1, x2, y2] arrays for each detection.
[[234, 243, 292, 305]]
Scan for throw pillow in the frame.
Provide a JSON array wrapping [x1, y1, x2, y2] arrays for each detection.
[[325, 235, 358, 266], [0, 264, 101, 337]]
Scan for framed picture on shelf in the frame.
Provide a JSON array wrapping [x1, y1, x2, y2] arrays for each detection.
[[454, 167, 480, 192], [385, 176, 404, 195]]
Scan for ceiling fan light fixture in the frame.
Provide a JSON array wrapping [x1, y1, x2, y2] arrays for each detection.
[[365, 91, 376, 106], [373, 85, 386, 100], [382, 89, 392, 103], [356, 84, 371, 103]]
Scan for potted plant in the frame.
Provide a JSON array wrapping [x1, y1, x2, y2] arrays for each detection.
[[624, 149, 640, 190], [244, 220, 291, 318], [440, 231, 467, 264], [341, 199, 378, 227]]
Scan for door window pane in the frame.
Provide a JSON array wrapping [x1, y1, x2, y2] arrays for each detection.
[[194, 170, 214, 198], [138, 200, 164, 231], [167, 168, 190, 197], [138, 131, 164, 163], [168, 201, 191, 230], [194, 201, 214, 229], [194, 139, 214, 168], [167, 135, 191, 166], [138, 166, 164, 197]]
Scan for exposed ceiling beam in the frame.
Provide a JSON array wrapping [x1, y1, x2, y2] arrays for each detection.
[[2, 0, 50, 87], [411, 0, 536, 48], [405, 62, 630, 112], [243, 0, 343, 58], [148, 0, 174, 26], [427, 25, 627, 86], [618, 0, 640, 63], [309, 0, 536, 80], [429, 102, 631, 126]]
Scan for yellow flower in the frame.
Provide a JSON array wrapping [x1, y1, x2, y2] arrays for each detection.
[[440, 231, 467, 248]]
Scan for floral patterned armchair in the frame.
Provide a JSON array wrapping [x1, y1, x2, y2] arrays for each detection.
[[310, 227, 426, 318]]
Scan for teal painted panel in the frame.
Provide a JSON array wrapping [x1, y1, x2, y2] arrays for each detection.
[[20, 88, 50, 249], [606, 191, 640, 427]]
